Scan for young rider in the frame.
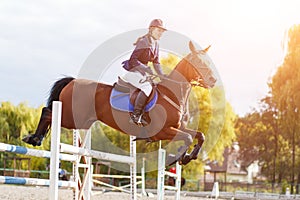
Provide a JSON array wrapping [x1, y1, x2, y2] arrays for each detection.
[[121, 19, 167, 126]]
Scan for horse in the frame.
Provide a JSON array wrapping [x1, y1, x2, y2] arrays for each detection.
[[23, 41, 217, 166]]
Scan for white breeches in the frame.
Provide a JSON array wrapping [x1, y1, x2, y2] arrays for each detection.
[[121, 71, 152, 97]]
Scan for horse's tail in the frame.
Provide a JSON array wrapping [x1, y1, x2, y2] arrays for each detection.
[[23, 76, 75, 146], [47, 77, 75, 109]]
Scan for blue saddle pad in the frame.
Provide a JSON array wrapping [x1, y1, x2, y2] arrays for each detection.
[[110, 89, 157, 112]]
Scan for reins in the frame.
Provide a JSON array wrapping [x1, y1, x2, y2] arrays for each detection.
[[137, 52, 210, 117], [141, 74, 193, 117]]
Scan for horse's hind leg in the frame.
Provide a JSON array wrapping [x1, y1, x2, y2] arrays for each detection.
[[22, 107, 52, 146], [162, 127, 193, 166], [192, 131, 205, 157], [181, 131, 205, 165]]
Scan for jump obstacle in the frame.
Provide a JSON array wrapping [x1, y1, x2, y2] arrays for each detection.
[[157, 146, 182, 200], [0, 101, 182, 200], [0, 142, 76, 188], [0, 101, 138, 200], [63, 128, 138, 200], [91, 157, 146, 196]]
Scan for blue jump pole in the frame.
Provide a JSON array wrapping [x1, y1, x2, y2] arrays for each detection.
[[0, 142, 76, 162], [0, 175, 76, 188]]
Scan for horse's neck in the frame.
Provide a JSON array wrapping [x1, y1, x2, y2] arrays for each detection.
[[168, 59, 191, 83], [160, 59, 192, 107]]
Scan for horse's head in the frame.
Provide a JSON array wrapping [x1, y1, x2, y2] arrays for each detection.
[[183, 41, 217, 88]]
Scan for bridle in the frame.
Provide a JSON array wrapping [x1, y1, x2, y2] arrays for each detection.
[[139, 51, 214, 118], [185, 52, 212, 88]]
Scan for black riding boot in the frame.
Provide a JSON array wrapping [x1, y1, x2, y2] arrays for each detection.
[[130, 91, 148, 126]]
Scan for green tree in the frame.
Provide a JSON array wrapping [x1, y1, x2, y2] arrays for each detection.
[[0, 102, 53, 172], [0, 102, 40, 145], [235, 102, 291, 186], [269, 24, 300, 193]]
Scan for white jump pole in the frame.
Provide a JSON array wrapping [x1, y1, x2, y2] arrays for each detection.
[[175, 162, 182, 200], [72, 129, 92, 200], [83, 129, 92, 200], [157, 147, 181, 200], [157, 148, 166, 200], [141, 157, 147, 196], [49, 101, 62, 200], [130, 135, 137, 200], [73, 130, 79, 200]]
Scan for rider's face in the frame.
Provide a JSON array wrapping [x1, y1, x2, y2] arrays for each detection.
[[151, 27, 165, 40]]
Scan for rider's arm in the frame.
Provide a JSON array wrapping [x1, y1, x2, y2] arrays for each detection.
[[153, 63, 164, 76], [128, 38, 153, 75], [152, 45, 165, 76]]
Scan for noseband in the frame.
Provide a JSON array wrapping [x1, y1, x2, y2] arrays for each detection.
[[186, 53, 212, 88]]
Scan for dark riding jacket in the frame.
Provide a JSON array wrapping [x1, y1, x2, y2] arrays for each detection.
[[122, 34, 164, 76]]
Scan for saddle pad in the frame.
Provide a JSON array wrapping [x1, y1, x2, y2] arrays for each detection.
[[110, 89, 158, 112]]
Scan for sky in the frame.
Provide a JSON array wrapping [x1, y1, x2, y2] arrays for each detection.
[[0, 0, 299, 116]]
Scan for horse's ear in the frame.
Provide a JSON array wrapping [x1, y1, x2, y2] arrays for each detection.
[[189, 41, 197, 53], [202, 45, 211, 53]]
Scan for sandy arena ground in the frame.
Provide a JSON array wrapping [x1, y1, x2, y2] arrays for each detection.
[[0, 185, 215, 200]]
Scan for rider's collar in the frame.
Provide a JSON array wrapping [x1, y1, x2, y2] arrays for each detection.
[[148, 34, 157, 44]]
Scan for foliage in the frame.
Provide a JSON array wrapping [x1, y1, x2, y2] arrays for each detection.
[[0, 102, 38, 145], [235, 24, 300, 193], [268, 24, 300, 193], [0, 102, 55, 172]]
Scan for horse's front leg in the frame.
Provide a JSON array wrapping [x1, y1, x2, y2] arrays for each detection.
[[179, 127, 205, 165], [161, 127, 193, 166]]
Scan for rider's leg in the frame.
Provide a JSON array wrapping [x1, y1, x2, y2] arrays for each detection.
[[122, 71, 152, 126], [130, 91, 148, 126]]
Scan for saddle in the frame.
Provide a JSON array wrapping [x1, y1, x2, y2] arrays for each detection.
[[110, 77, 158, 112]]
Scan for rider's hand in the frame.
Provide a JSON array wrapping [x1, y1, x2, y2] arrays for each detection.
[[145, 67, 154, 75]]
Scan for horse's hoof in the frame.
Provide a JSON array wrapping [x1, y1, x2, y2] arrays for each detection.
[[22, 134, 41, 146], [22, 135, 36, 146], [33, 136, 42, 146], [181, 154, 191, 165]]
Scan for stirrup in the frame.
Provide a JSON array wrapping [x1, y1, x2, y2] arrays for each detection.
[[130, 114, 148, 127]]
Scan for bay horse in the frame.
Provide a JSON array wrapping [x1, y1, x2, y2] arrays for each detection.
[[23, 41, 217, 166]]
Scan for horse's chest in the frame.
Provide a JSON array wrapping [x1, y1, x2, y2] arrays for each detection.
[[167, 112, 182, 127]]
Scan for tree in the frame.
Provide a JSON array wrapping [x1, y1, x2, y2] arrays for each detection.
[[0, 102, 40, 145], [269, 24, 300, 193], [237, 96, 292, 184], [0, 102, 53, 172]]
